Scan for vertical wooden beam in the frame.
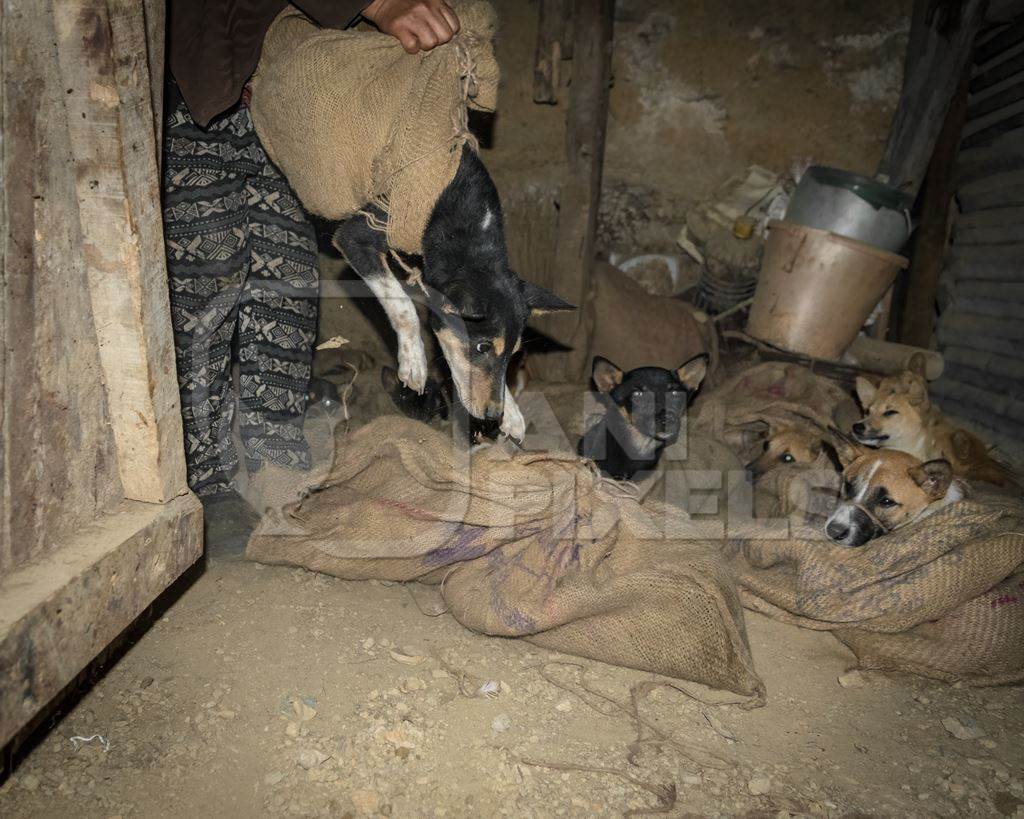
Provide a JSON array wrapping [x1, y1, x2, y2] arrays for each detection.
[[52, 0, 188, 503], [532, 0, 569, 104], [877, 0, 986, 198], [532, 0, 614, 382], [898, 68, 971, 348]]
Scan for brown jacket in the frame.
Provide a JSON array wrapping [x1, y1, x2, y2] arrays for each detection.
[[169, 0, 369, 127]]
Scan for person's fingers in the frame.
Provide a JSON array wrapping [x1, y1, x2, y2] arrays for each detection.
[[422, 9, 454, 47], [439, 2, 461, 34], [396, 27, 421, 53], [410, 17, 439, 50]]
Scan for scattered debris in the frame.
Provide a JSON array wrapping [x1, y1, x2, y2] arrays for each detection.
[[295, 749, 330, 770], [838, 670, 866, 689], [69, 734, 111, 753], [315, 335, 349, 350], [942, 716, 986, 741], [747, 775, 772, 796]]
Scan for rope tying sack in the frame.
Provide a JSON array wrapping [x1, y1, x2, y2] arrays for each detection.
[[250, 1, 499, 254]]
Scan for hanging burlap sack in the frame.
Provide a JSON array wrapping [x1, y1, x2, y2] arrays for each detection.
[[729, 479, 1024, 685], [250, 1, 499, 253], [246, 416, 765, 700]]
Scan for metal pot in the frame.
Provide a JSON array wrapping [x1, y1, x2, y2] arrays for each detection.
[[785, 166, 914, 253]]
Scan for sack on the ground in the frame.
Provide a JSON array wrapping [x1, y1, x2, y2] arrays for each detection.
[[730, 481, 1024, 685], [250, 1, 498, 253], [692, 362, 860, 456], [246, 416, 764, 699]]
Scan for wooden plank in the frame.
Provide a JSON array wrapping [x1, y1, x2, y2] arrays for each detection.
[[955, 279, 1024, 301], [974, 16, 1024, 65], [958, 205, 1024, 227], [930, 376, 1024, 423], [939, 310, 1024, 339], [961, 108, 1024, 148], [877, 0, 987, 197], [532, 0, 569, 104], [0, 493, 202, 748], [956, 222, 1024, 245], [958, 168, 1024, 210], [143, 0, 166, 160], [967, 76, 1024, 120], [943, 344, 1024, 380], [898, 67, 968, 347], [971, 47, 1024, 93], [53, 0, 188, 503], [945, 361, 1024, 398], [948, 242, 1024, 280], [2, 0, 126, 571], [937, 323, 1020, 356], [531, 0, 614, 382], [956, 125, 1024, 185]]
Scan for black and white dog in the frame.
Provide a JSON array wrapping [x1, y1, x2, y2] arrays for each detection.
[[329, 150, 573, 440]]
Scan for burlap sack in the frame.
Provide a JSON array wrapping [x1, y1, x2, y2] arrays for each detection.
[[250, 1, 499, 253], [585, 262, 710, 374], [691, 361, 860, 455], [247, 416, 764, 699], [730, 484, 1024, 685]]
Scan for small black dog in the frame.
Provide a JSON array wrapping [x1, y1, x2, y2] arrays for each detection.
[[330, 149, 573, 441], [578, 355, 709, 481], [381, 365, 449, 424]]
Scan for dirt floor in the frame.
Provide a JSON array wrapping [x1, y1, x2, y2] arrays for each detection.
[[5, 262, 1023, 817], [2, 551, 1023, 818]]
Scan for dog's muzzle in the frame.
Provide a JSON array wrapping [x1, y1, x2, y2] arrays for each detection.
[[825, 503, 884, 548], [851, 422, 888, 446]]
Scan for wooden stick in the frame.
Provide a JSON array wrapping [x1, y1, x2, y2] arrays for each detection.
[[532, 0, 569, 104], [531, 0, 614, 383]]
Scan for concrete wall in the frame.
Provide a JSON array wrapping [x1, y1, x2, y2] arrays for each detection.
[[482, 0, 913, 258]]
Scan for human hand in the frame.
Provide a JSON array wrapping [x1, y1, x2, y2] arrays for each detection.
[[361, 0, 461, 54]]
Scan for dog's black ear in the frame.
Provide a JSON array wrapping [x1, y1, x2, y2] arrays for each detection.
[[520, 280, 575, 314], [591, 356, 623, 393], [820, 440, 844, 473], [676, 354, 709, 391], [909, 458, 953, 500]]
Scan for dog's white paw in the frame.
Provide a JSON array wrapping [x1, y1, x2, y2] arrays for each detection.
[[500, 393, 526, 442], [397, 342, 428, 394]]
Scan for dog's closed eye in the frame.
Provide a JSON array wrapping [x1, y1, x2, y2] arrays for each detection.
[[883, 409, 899, 417]]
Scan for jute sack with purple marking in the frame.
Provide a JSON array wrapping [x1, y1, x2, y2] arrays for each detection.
[[250, 1, 499, 253], [246, 416, 764, 700]]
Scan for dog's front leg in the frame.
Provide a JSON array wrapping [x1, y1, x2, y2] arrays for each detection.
[[332, 216, 428, 393], [500, 387, 526, 442]]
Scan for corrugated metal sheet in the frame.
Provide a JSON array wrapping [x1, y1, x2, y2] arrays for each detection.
[[933, 5, 1024, 463]]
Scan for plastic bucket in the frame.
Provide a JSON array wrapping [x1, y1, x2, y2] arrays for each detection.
[[746, 220, 908, 360]]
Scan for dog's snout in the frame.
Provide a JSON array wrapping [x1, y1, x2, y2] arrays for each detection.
[[852, 422, 866, 436], [483, 402, 503, 422], [826, 520, 850, 542]]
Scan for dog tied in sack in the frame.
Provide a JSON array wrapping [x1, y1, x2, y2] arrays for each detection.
[[578, 355, 708, 481], [853, 353, 1015, 487], [825, 444, 966, 548], [250, 3, 571, 441]]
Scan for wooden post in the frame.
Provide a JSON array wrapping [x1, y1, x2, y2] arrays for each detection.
[[532, 0, 614, 382], [52, 0, 188, 504], [532, 0, 570, 104], [898, 68, 971, 348], [876, 0, 986, 198]]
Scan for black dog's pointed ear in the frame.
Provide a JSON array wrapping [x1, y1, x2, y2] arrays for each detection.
[[591, 357, 623, 393], [521, 280, 575, 314], [676, 353, 709, 391]]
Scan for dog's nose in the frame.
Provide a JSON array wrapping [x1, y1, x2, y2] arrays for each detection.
[[852, 422, 866, 436], [826, 521, 849, 542], [483, 403, 503, 422]]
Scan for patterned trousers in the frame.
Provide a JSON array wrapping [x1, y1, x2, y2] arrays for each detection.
[[163, 101, 318, 496]]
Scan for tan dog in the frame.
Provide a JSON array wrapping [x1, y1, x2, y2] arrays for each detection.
[[825, 447, 965, 547], [746, 424, 829, 479], [853, 355, 1014, 487]]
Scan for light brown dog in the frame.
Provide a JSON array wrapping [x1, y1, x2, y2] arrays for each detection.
[[853, 355, 1015, 487], [746, 424, 828, 479], [825, 447, 966, 547]]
